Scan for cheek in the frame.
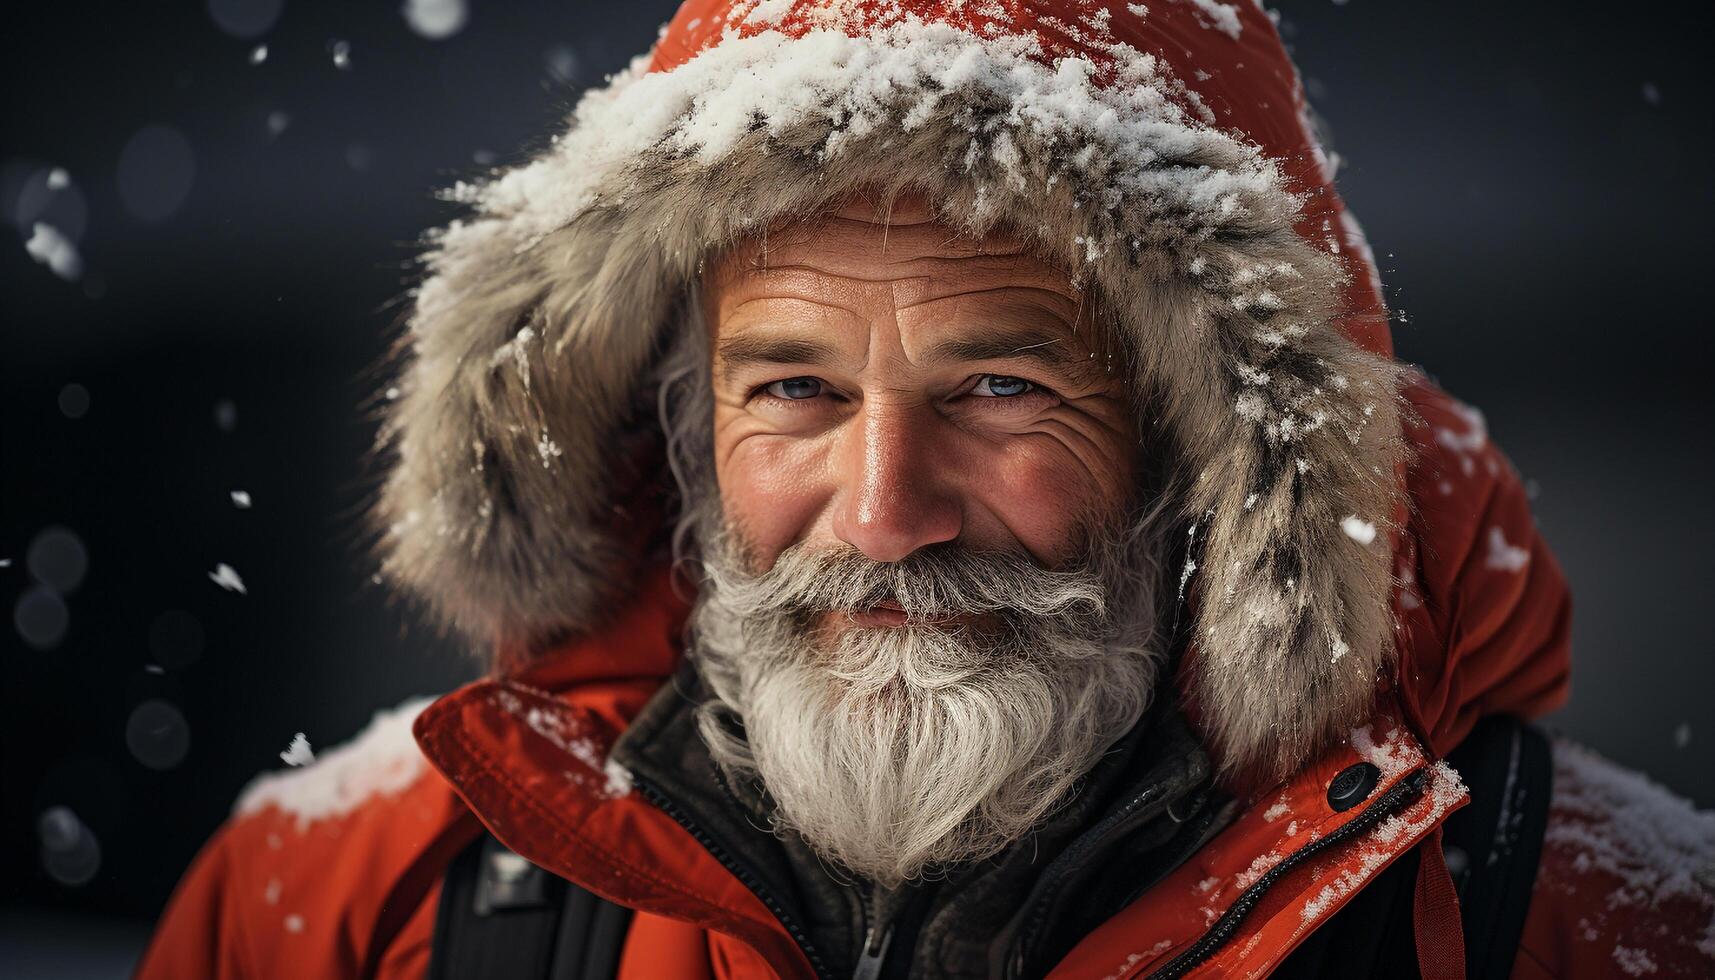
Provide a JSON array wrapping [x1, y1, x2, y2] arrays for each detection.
[[716, 433, 830, 568], [972, 435, 1135, 564]]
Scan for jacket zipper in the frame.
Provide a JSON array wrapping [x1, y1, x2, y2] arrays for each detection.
[[1000, 780, 1195, 980], [849, 881, 893, 980], [631, 774, 837, 980], [1141, 768, 1430, 980]]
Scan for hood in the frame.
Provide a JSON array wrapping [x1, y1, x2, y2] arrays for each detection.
[[374, 0, 1407, 782]]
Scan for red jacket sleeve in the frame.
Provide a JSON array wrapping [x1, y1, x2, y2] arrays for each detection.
[[135, 820, 256, 979]]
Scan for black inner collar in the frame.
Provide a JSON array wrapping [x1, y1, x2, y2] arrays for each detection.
[[610, 657, 1226, 979]]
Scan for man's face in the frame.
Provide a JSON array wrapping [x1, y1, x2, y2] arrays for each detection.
[[703, 196, 1139, 612], [683, 197, 1162, 886]]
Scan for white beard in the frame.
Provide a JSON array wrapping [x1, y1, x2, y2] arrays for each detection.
[[687, 523, 1164, 887]]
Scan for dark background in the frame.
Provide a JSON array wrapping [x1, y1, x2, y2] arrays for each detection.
[[3, 1, 1710, 974]]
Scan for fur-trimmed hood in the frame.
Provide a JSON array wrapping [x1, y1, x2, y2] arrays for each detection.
[[374, 0, 1408, 781]]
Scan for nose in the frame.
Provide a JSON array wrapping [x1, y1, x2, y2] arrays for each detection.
[[830, 402, 962, 563]]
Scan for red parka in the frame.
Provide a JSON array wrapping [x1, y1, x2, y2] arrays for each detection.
[[139, 1, 1715, 977]]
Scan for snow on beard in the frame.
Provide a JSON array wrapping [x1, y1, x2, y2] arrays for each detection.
[[686, 513, 1166, 887]]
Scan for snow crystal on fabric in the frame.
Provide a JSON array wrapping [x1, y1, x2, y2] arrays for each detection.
[[491, 690, 633, 799], [1097, 939, 1175, 980], [1485, 526, 1530, 572], [1540, 739, 1715, 975], [236, 697, 435, 829], [1298, 760, 1465, 922], [1433, 400, 1489, 479], [1179, 0, 1241, 39], [1613, 945, 1658, 976], [1349, 722, 1415, 781]]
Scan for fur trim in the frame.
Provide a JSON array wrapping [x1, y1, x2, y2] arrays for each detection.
[[374, 16, 1405, 780]]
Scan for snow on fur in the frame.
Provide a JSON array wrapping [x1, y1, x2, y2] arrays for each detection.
[[236, 697, 435, 829]]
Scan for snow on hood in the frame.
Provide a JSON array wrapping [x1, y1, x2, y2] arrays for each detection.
[[373, 0, 1405, 781]]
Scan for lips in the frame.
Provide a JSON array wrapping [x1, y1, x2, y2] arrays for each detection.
[[842, 599, 975, 629]]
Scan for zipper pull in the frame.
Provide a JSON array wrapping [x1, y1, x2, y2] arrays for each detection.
[[851, 922, 894, 980]]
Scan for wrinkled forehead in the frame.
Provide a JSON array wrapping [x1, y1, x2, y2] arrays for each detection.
[[701, 192, 1124, 359]]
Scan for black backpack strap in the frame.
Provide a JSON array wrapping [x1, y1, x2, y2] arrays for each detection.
[[428, 831, 635, 980], [1440, 713, 1553, 979], [1274, 714, 1553, 980]]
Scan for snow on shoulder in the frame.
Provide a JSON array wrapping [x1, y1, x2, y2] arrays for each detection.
[[236, 697, 437, 830], [1541, 738, 1715, 972]]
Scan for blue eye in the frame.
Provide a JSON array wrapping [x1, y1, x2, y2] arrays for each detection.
[[764, 377, 822, 400], [973, 375, 1033, 397]]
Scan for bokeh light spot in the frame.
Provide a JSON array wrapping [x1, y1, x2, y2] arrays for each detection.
[[404, 0, 467, 40], [117, 125, 196, 223], [38, 806, 102, 887], [15, 587, 70, 650], [207, 0, 283, 39], [28, 526, 88, 594], [58, 383, 90, 419], [14, 166, 88, 242], [126, 700, 192, 771]]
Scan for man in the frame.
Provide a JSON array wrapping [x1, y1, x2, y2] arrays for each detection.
[[140, 1, 1715, 977]]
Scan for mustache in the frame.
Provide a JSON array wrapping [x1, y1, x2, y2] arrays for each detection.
[[702, 533, 1116, 626]]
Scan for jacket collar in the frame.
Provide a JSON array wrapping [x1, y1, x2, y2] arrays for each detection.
[[414, 570, 1469, 979]]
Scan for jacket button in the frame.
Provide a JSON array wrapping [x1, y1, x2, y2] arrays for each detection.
[[1326, 762, 1381, 812]]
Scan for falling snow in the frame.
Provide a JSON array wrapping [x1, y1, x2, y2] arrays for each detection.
[[208, 562, 247, 594], [238, 697, 435, 828], [231, 490, 253, 508], [279, 733, 315, 767], [24, 223, 82, 281]]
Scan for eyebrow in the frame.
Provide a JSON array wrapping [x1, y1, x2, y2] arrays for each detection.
[[715, 329, 1084, 383], [715, 336, 844, 383], [918, 331, 1082, 371]]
